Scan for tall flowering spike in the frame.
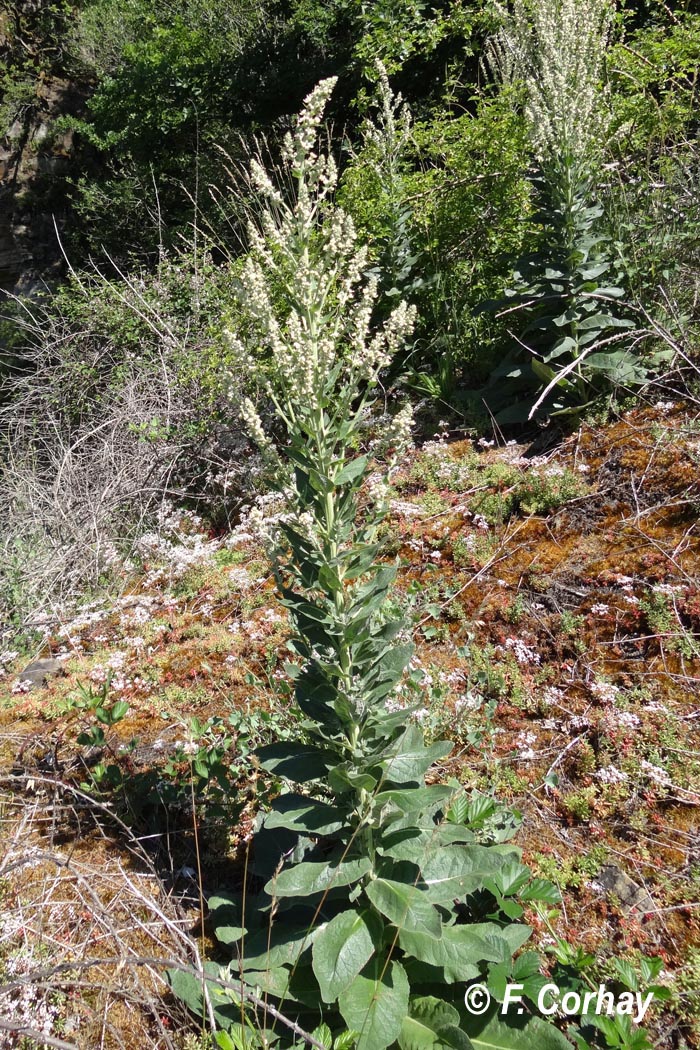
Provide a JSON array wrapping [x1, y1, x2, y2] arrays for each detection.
[[233, 75, 415, 436], [362, 60, 412, 171], [487, 0, 613, 165], [283, 77, 338, 170]]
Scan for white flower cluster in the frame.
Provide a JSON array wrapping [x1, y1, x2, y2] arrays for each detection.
[[389, 498, 424, 519], [596, 765, 628, 785], [589, 678, 620, 704], [503, 637, 541, 665], [542, 686, 565, 707], [0, 649, 18, 678], [488, 0, 613, 164], [227, 77, 415, 442], [361, 60, 412, 187], [2, 980, 62, 1042], [57, 604, 108, 640], [610, 711, 640, 730], [366, 472, 390, 505], [641, 760, 672, 786], [385, 404, 415, 472], [135, 503, 220, 583], [515, 730, 538, 760], [454, 693, 482, 714]]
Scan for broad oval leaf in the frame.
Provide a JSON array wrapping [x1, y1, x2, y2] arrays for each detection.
[[338, 958, 409, 1050], [373, 786, 453, 814], [365, 877, 441, 938], [267, 856, 371, 898], [421, 845, 513, 903], [264, 794, 346, 836], [462, 1007, 573, 1050], [399, 923, 513, 981], [379, 736, 454, 785], [255, 743, 334, 782], [335, 455, 368, 486], [399, 996, 471, 1050], [240, 921, 322, 970], [312, 909, 379, 1003]]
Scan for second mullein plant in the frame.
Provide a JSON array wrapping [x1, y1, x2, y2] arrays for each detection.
[[484, 0, 654, 421], [170, 78, 571, 1050]]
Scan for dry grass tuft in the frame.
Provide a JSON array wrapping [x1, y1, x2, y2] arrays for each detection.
[[0, 776, 208, 1050]]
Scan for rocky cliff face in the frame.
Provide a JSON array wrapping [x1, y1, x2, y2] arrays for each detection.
[[0, 5, 87, 299], [0, 77, 86, 298]]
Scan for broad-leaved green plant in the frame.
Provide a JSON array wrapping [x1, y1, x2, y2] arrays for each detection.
[[170, 78, 571, 1050], [483, 0, 656, 421]]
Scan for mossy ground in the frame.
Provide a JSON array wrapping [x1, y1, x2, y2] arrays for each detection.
[[2, 400, 700, 1047]]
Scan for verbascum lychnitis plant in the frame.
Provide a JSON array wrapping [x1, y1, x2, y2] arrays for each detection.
[[483, 0, 655, 422], [169, 79, 570, 1050]]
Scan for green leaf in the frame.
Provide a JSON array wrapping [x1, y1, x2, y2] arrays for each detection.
[[256, 743, 334, 782], [613, 958, 639, 991], [400, 922, 511, 982], [166, 962, 230, 1024], [498, 924, 533, 955], [268, 855, 371, 898], [213, 924, 246, 948], [335, 456, 368, 485], [338, 958, 409, 1050], [485, 859, 532, 897], [166, 967, 206, 1016], [462, 1008, 574, 1050], [364, 644, 414, 703], [421, 845, 511, 902], [579, 261, 610, 280], [312, 909, 379, 1003], [294, 666, 343, 730], [328, 763, 378, 794], [110, 700, 129, 722], [531, 359, 557, 385], [240, 922, 321, 971], [241, 965, 306, 1000], [205, 898, 246, 949], [373, 786, 453, 814], [365, 878, 441, 938], [578, 312, 632, 331], [378, 821, 476, 861], [215, 1028, 251, 1050], [594, 285, 625, 298], [584, 351, 646, 384], [511, 951, 544, 981], [399, 997, 471, 1050], [264, 794, 345, 835], [519, 878, 561, 904], [542, 336, 578, 363], [379, 732, 454, 784]]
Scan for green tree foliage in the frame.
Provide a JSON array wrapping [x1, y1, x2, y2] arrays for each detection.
[[610, 8, 700, 155], [602, 9, 700, 319], [55, 0, 493, 265], [0, 0, 78, 131]]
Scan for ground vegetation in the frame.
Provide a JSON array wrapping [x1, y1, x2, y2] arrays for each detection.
[[0, 1, 699, 1048]]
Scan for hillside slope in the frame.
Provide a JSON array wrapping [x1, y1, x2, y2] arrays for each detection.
[[1, 401, 700, 1048]]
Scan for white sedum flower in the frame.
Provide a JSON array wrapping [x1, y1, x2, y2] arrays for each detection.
[[596, 765, 628, 785]]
